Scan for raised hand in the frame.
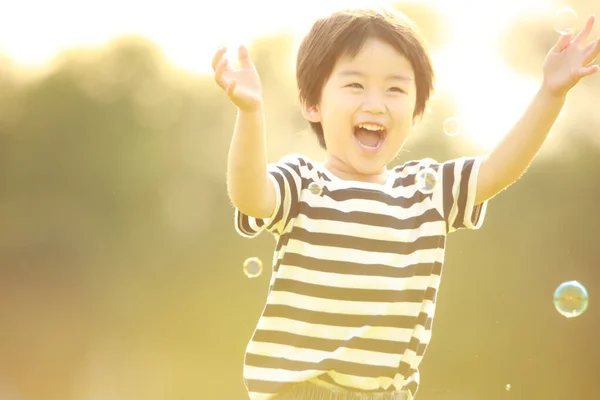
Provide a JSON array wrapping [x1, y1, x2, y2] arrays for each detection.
[[212, 45, 263, 112], [542, 14, 600, 97]]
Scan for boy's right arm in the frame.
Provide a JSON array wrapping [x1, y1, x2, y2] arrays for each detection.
[[212, 45, 276, 219], [227, 107, 276, 218]]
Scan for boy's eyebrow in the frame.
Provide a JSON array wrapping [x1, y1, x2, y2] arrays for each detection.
[[336, 70, 413, 81]]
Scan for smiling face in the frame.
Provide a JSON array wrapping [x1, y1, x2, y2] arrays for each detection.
[[302, 37, 417, 183]]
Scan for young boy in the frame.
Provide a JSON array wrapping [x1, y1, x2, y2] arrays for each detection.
[[212, 7, 599, 400]]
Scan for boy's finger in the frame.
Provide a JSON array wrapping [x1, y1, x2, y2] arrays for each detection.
[[212, 46, 227, 71], [578, 64, 599, 78], [583, 39, 600, 65], [552, 33, 572, 53], [227, 79, 237, 98], [238, 45, 253, 68], [574, 15, 595, 44], [214, 58, 230, 89]]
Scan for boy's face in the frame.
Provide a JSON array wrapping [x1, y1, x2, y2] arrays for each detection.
[[303, 37, 417, 182]]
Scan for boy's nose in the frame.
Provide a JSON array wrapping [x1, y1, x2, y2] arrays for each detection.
[[361, 94, 386, 114]]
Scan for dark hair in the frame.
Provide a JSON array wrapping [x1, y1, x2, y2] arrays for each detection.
[[296, 7, 435, 148]]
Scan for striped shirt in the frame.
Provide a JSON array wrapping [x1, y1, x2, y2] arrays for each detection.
[[234, 154, 488, 400]]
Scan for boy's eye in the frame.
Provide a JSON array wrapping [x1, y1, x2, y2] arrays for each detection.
[[346, 83, 363, 89], [388, 87, 405, 93]]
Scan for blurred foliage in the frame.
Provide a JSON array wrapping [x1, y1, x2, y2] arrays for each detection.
[[0, 8, 599, 400], [390, 1, 451, 50]]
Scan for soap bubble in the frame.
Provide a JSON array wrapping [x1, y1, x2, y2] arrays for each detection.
[[415, 168, 439, 194], [308, 182, 323, 196], [554, 8, 578, 35], [553, 280, 588, 318], [243, 257, 263, 278], [443, 117, 462, 137]]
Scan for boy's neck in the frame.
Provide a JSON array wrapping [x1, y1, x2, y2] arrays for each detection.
[[323, 156, 389, 185]]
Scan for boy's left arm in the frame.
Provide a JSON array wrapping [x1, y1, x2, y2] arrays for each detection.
[[475, 15, 600, 206]]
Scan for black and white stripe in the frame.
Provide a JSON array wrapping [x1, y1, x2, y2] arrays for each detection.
[[234, 154, 488, 400]]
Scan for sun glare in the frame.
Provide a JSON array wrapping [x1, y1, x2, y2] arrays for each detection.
[[431, 0, 554, 150]]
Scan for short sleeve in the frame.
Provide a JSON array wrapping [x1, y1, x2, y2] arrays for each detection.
[[234, 154, 303, 238], [433, 156, 489, 234]]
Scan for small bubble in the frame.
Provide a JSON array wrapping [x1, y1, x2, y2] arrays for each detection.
[[415, 168, 439, 194], [243, 257, 263, 278], [554, 8, 578, 35], [308, 182, 323, 196], [554, 280, 589, 318], [443, 117, 462, 137], [505, 384, 511, 391]]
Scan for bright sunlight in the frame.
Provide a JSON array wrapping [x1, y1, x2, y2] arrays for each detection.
[[0, 0, 588, 150]]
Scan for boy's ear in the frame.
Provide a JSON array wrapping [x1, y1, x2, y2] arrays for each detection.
[[301, 101, 321, 123]]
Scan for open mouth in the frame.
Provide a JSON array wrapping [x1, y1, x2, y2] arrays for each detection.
[[353, 123, 387, 153]]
